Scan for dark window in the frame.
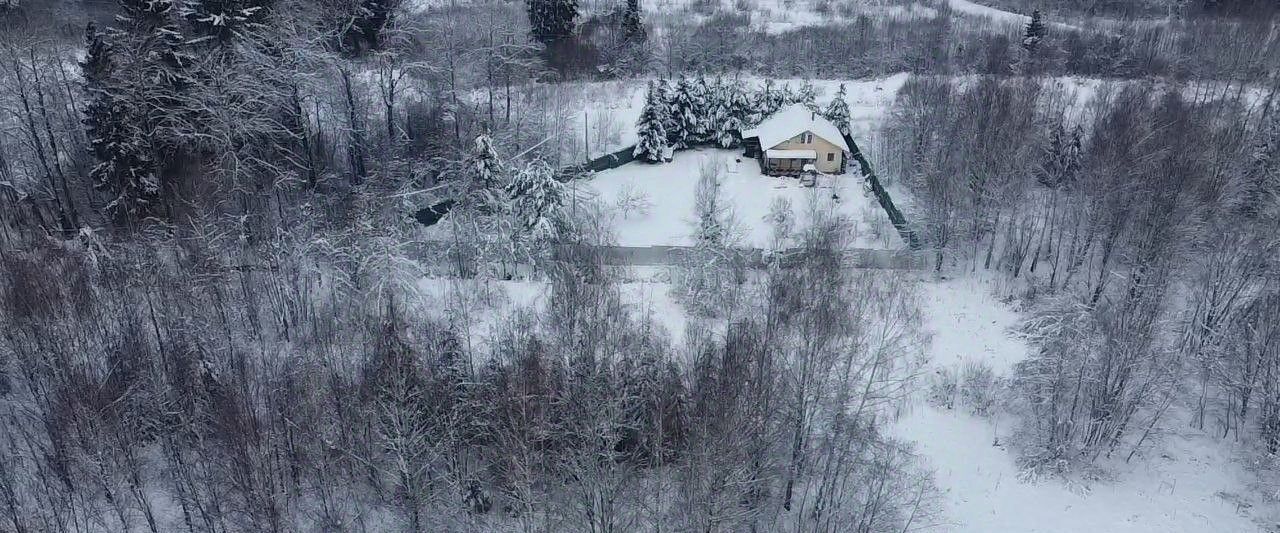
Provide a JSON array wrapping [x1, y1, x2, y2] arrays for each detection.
[[826, 153, 834, 162]]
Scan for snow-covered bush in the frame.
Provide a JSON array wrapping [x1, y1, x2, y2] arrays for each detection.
[[927, 367, 958, 410], [614, 181, 652, 219], [763, 196, 795, 251], [958, 360, 999, 417]]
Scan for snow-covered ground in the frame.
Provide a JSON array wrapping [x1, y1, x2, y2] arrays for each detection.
[[414, 269, 1266, 533], [893, 277, 1263, 533], [583, 147, 903, 249]]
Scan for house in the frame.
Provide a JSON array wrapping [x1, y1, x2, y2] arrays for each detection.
[[741, 104, 850, 176]]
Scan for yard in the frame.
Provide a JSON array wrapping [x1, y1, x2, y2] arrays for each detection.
[[583, 147, 904, 250]]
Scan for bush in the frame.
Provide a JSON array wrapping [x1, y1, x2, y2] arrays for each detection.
[[927, 367, 958, 410], [958, 360, 998, 416]]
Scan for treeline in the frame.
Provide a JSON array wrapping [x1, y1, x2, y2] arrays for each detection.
[[662, 2, 1279, 84], [0, 206, 937, 531], [881, 72, 1280, 475], [631, 74, 852, 161]]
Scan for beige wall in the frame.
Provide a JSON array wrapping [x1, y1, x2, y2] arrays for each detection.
[[769, 131, 846, 173]]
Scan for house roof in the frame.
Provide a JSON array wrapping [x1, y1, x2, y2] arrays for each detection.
[[765, 149, 817, 160], [743, 104, 850, 152]]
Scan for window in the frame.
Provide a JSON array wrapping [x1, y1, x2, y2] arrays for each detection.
[[826, 153, 835, 162], [802, 132, 813, 144]]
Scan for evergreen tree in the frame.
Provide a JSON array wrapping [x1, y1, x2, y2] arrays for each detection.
[[729, 79, 756, 128], [507, 160, 570, 241], [526, 0, 578, 48], [633, 81, 670, 162], [822, 83, 852, 136], [81, 0, 200, 222], [82, 22, 160, 220], [621, 0, 645, 44], [710, 78, 745, 148], [358, 0, 400, 50], [756, 78, 782, 120], [181, 0, 272, 42], [795, 79, 818, 111], [688, 75, 713, 143], [655, 78, 678, 139], [668, 76, 700, 148], [1023, 9, 1046, 52], [465, 134, 507, 207]]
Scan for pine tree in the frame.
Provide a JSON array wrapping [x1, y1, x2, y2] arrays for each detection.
[[359, 0, 400, 50], [526, 0, 578, 48], [465, 134, 507, 208], [1023, 9, 1046, 52], [634, 81, 670, 162], [756, 78, 782, 119], [668, 76, 700, 148], [795, 79, 818, 112], [82, 22, 161, 220], [689, 75, 713, 143], [656, 78, 678, 141], [822, 83, 852, 136], [507, 160, 570, 241], [181, 0, 272, 42], [710, 78, 745, 148], [81, 0, 199, 222], [621, 0, 645, 44]]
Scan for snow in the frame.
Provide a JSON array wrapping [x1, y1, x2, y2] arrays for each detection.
[[744, 103, 851, 152], [584, 147, 904, 249], [415, 276, 689, 347], [891, 276, 1263, 533], [947, 0, 1085, 32]]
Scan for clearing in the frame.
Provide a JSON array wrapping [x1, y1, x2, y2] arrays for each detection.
[[582, 147, 902, 249]]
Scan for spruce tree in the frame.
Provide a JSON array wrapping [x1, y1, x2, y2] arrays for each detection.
[[668, 76, 699, 148], [621, 0, 645, 44], [711, 78, 745, 148], [1023, 9, 1046, 52], [82, 22, 161, 220], [822, 83, 852, 136], [634, 81, 670, 162], [507, 160, 569, 241], [526, 0, 578, 48], [795, 79, 818, 111], [466, 134, 507, 208], [181, 0, 272, 42], [688, 75, 712, 143]]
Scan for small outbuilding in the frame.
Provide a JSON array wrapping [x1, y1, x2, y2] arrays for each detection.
[[742, 104, 850, 176]]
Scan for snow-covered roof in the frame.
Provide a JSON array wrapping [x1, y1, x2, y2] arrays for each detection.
[[743, 104, 849, 152], [765, 149, 817, 160]]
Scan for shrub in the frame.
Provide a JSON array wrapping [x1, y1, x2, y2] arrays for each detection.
[[927, 367, 958, 410], [958, 360, 998, 416]]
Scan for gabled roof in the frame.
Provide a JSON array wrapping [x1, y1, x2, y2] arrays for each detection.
[[742, 104, 850, 152]]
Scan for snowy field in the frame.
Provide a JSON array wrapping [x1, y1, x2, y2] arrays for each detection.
[[893, 277, 1263, 533], [583, 148, 904, 249]]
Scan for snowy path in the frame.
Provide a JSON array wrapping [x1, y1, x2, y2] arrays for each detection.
[[894, 278, 1260, 532]]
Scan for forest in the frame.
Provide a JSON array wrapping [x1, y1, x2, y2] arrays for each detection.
[[0, 0, 1278, 531]]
